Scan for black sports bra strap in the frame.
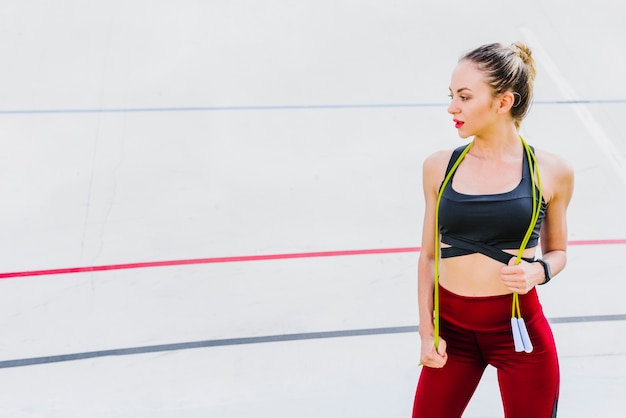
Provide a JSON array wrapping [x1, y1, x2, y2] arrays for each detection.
[[440, 146, 468, 192], [444, 146, 467, 175]]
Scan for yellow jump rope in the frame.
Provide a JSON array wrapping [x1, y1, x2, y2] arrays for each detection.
[[432, 135, 542, 353]]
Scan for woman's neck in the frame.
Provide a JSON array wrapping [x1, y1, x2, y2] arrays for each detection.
[[470, 126, 522, 160]]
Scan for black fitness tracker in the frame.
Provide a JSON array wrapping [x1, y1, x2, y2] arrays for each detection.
[[535, 259, 552, 285]]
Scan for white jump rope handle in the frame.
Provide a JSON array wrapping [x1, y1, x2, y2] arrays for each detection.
[[511, 317, 533, 353]]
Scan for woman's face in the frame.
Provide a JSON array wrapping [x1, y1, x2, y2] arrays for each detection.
[[447, 60, 500, 139]]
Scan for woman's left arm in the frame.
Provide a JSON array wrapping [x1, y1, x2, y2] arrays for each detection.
[[537, 150, 575, 280], [501, 150, 574, 292]]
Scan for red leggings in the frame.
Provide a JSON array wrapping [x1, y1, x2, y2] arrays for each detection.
[[412, 286, 559, 418]]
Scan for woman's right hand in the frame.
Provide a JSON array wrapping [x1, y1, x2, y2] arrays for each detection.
[[419, 335, 448, 368]]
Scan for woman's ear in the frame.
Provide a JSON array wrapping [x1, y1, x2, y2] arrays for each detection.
[[497, 91, 516, 114]]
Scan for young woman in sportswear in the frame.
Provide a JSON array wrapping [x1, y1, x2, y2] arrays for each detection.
[[411, 42, 574, 417]]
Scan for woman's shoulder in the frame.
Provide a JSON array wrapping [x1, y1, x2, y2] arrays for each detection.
[[423, 149, 454, 175], [422, 148, 461, 189], [533, 147, 575, 202], [534, 147, 574, 180], [423, 144, 471, 171], [424, 149, 453, 166]]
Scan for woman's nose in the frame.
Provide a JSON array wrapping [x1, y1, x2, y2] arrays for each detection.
[[447, 101, 458, 115]]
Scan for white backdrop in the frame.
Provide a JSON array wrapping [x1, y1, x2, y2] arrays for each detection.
[[0, 1, 625, 417]]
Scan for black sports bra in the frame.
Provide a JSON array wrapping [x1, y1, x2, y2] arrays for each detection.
[[438, 145, 546, 264]]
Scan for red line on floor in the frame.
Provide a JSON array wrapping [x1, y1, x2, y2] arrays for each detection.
[[1, 239, 624, 279], [0, 247, 420, 279], [568, 239, 626, 246]]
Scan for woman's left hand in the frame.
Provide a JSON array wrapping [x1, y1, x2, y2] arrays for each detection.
[[500, 258, 541, 294]]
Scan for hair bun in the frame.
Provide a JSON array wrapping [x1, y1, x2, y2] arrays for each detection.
[[511, 42, 532, 63], [512, 42, 536, 82]]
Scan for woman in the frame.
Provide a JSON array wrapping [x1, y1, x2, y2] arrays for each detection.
[[412, 42, 574, 417]]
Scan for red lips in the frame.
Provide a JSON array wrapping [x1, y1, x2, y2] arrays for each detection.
[[454, 119, 464, 129]]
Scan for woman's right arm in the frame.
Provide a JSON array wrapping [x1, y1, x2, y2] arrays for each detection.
[[418, 151, 449, 368]]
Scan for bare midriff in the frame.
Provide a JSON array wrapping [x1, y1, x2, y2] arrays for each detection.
[[438, 246, 537, 296]]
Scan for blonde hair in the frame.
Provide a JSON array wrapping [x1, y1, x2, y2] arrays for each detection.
[[461, 42, 536, 129]]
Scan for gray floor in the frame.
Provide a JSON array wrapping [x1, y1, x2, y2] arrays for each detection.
[[0, 1, 624, 417]]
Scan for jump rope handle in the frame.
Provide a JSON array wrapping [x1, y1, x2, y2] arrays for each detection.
[[510, 137, 542, 353]]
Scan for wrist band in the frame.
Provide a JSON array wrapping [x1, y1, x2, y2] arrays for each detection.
[[535, 258, 552, 285]]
